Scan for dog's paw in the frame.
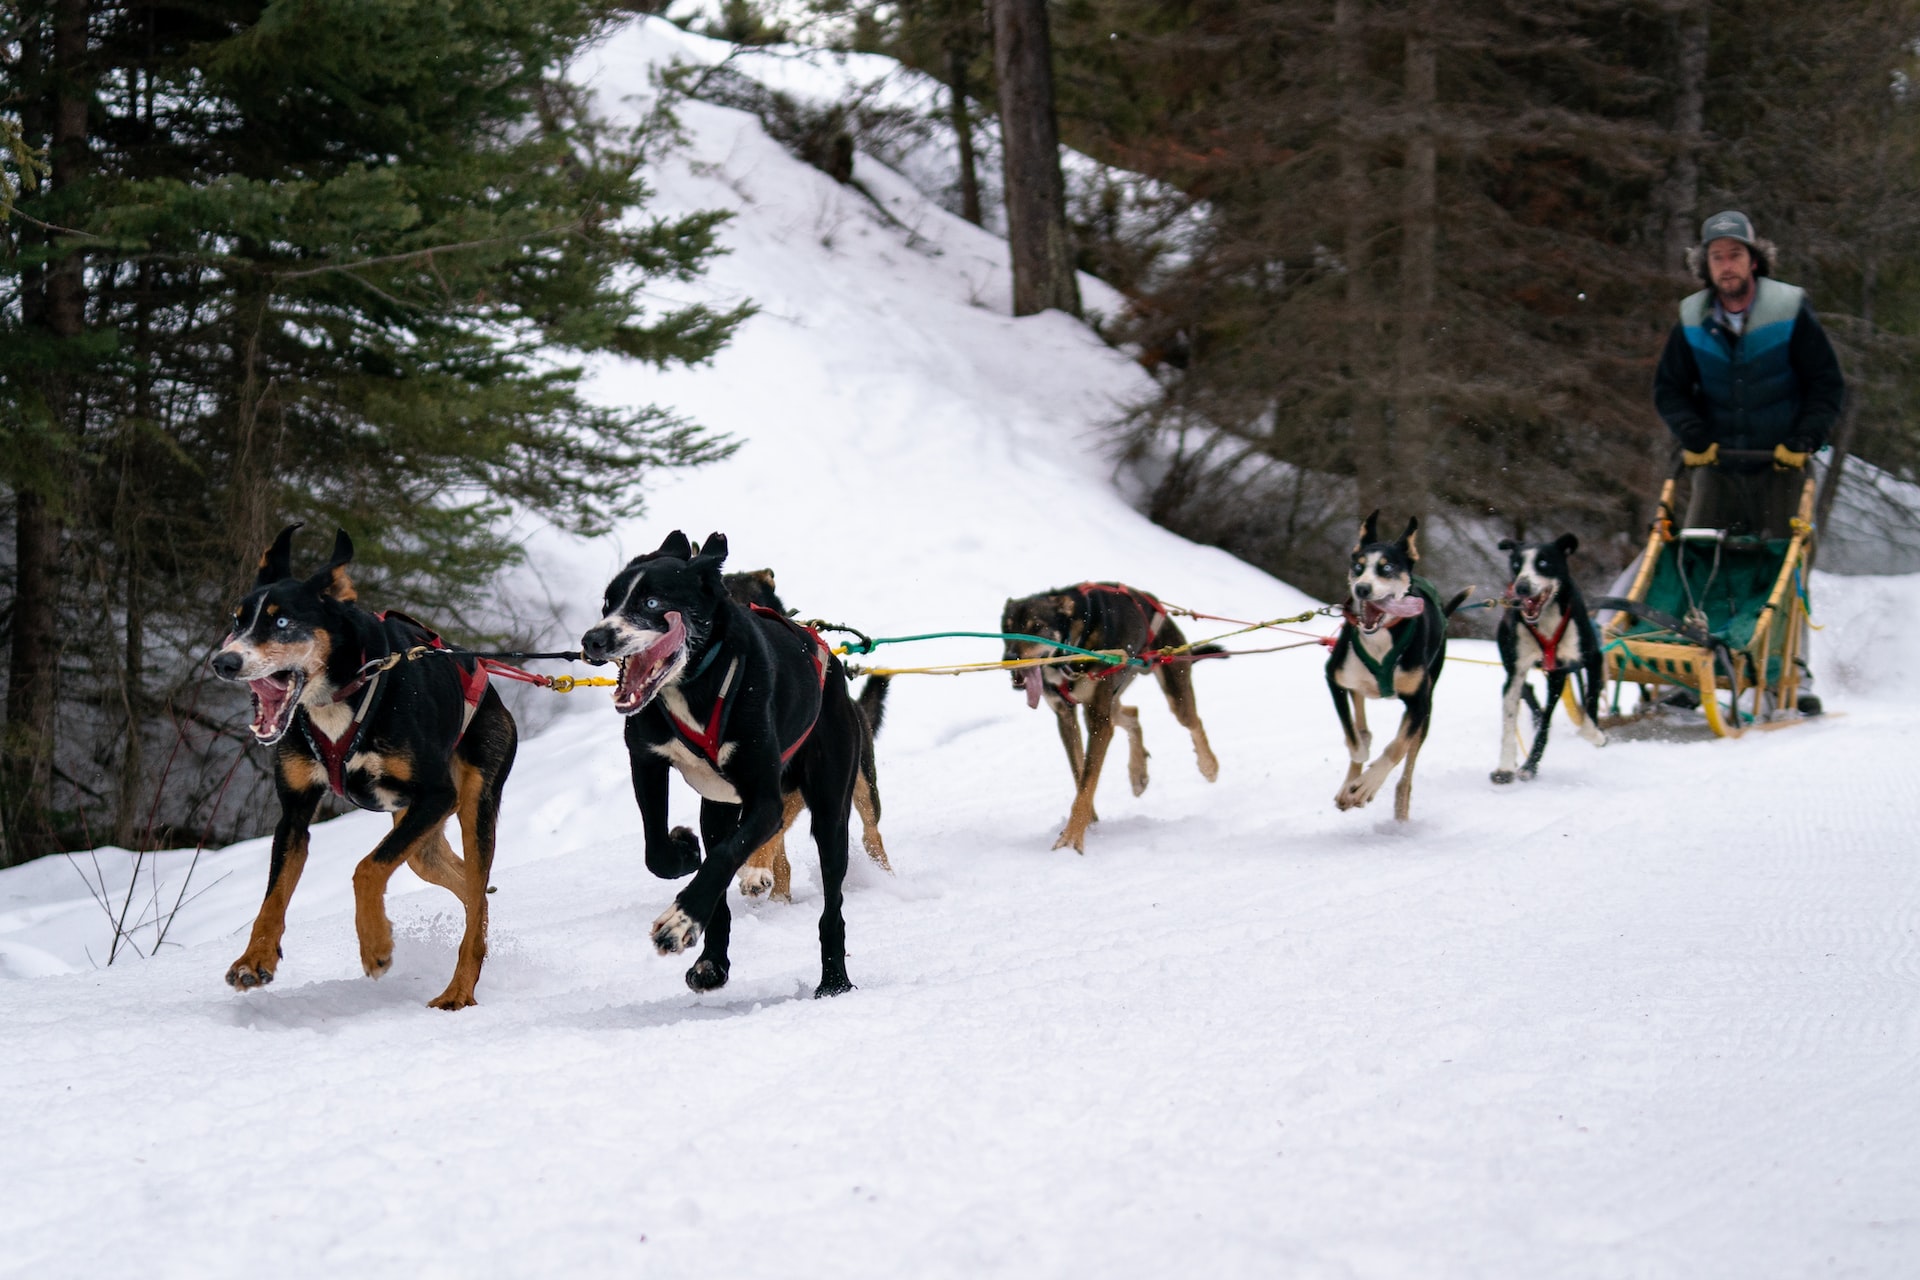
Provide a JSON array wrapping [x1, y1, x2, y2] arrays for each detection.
[[651, 904, 700, 955], [427, 985, 478, 1011], [737, 866, 775, 899], [685, 959, 729, 992], [1582, 723, 1609, 748], [224, 953, 277, 991], [1195, 746, 1220, 783], [357, 927, 394, 980], [1490, 769, 1515, 785], [1336, 777, 1378, 811], [1051, 826, 1088, 855], [360, 948, 393, 979], [646, 827, 702, 880], [1519, 766, 1538, 782], [814, 969, 855, 999], [1128, 760, 1149, 797]]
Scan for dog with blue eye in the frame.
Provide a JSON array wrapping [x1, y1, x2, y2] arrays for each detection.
[[581, 531, 862, 998], [1325, 513, 1467, 821], [1491, 534, 1608, 784]]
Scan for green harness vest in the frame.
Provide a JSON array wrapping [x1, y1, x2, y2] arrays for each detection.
[[1347, 576, 1443, 698]]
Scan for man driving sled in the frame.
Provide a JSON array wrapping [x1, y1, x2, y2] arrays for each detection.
[[1653, 209, 1845, 539]]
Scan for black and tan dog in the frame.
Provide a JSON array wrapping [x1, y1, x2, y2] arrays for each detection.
[[1326, 514, 1466, 821], [1002, 582, 1219, 853], [723, 569, 891, 903], [208, 524, 517, 1009], [1492, 534, 1608, 784], [582, 531, 861, 997]]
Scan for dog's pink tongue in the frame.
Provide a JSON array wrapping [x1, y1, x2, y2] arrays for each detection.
[[637, 611, 687, 669], [1377, 594, 1426, 619], [248, 678, 289, 736], [1025, 674, 1044, 710], [617, 611, 688, 705]]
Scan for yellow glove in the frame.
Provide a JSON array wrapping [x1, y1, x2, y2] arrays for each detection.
[[1682, 442, 1719, 467], [1773, 443, 1809, 470]]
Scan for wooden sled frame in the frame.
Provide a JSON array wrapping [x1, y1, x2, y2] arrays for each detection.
[[1599, 475, 1816, 739]]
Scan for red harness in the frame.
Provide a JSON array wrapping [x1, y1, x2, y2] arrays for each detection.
[[661, 606, 831, 768], [305, 611, 488, 797], [1519, 606, 1573, 673]]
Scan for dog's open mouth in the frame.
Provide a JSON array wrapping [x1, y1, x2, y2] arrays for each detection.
[[1356, 593, 1425, 633], [1520, 590, 1553, 623], [613, 611, 689, 715], [247, 671, 308, 744]]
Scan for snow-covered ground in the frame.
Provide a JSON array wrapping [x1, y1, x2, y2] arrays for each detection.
[[5, 18, 1919, 1278]]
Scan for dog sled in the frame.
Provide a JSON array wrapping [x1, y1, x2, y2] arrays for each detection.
[[1591, 450, 1818, 738]]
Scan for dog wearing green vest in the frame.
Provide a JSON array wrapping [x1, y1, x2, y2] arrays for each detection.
[[1326, 513, 1467, 821]]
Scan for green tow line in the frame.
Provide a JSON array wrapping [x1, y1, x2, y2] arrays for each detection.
[[835, 630, 1152, 669]]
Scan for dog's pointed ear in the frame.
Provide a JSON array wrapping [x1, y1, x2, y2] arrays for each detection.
[[691, 533, 729, 591], [1497, 537, 1517, 552], [257, 523, 302, 587], [1354, 510, 1380, 552], [1400, 516, 1421, 562], [306, 528, 357, 603], [1556, 532, 1580, 557], [655, 530, 693, 561]]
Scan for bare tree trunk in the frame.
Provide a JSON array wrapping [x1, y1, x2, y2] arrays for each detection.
[[4, 0, 89, 866], [1663, 2, 1708, 275], [1396, 0, 1437, 511], [948, 41, 983, 226], [989, 0, 1080, 316], [1815, 256, 1874, 534], [1337, 0, 1385, 515], [224, 271, 280, 577]]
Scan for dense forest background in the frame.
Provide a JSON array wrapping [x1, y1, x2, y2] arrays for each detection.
[[1, 0, 746, 863], [816, 0, 1920, 590], [6, 0, 1919, 863]]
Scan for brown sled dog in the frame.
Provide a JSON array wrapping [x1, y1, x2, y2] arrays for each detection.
[[725, 569, 891, 902], [1002, 582, 1220, 853]]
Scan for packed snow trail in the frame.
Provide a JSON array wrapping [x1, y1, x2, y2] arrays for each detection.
[[4, 20, 1918, 1279]]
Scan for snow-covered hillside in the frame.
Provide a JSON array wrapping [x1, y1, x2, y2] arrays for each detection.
[[5, 19, 1918, 1279]]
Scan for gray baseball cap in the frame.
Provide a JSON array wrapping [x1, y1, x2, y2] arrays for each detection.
[[1700, 210, 1757, 249]]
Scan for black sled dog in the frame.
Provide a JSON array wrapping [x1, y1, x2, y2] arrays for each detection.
[[208, 524, 517, 1009], [1492, 534, 1608, 783], [1001, 582, 1219, 853], [582, 532, 861, 997], [723, 568, 891, 903], [1326, 513, 1466, 821]]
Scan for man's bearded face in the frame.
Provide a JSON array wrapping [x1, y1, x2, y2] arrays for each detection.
[[1707, 238, 1755, 306]]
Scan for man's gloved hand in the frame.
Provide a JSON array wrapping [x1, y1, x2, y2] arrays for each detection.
[[1773, 442, 1810, 471], [1682, 441, 1720, 467]]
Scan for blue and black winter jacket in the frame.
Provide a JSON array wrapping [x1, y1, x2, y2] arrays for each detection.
[[1653, 276, 1844, 465]]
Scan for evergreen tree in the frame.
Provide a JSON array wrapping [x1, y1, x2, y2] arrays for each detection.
[[0, 0, 747, 862]]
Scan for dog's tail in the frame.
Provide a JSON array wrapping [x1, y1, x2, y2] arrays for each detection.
[[1441, 590, 1472, 618], [1184, 643, 1229, 662], [855, 675, 889, 824], [857, 674, 891, 737]]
